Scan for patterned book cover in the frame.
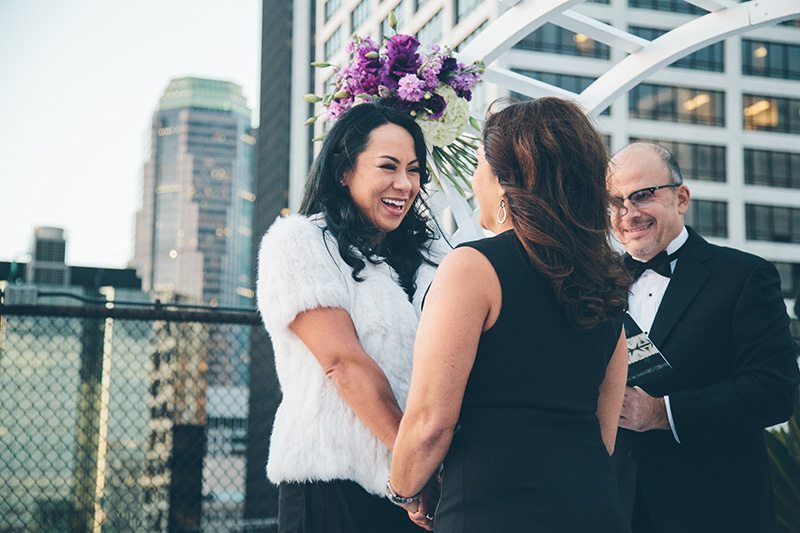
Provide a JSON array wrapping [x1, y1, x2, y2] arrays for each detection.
[[623, 313, 673, 387]]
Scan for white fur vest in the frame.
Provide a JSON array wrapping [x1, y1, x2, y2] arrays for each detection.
[[256, 214, 445, 495]]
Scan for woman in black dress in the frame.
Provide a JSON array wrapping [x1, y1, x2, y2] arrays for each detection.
[[389, 98, 632, 532]]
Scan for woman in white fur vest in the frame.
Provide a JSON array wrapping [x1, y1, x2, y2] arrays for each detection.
[[257, 102, 446, 532]]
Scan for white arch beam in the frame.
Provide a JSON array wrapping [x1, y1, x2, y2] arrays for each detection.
[[483, 67, 576, 100], [578, 0, 800, 115], [686, 0, 737, 11], [552, 11, 648, 53], [459, 0, 584, 65], [444, 0, 800, 242]]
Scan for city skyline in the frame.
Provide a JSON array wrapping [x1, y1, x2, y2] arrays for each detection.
[[0, 0, 260, 269]]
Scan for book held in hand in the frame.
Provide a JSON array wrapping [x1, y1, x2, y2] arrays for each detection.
[[624, 313, 673, 387]]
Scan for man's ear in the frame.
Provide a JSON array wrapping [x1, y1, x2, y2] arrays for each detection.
[[676, 184, 691, 215]]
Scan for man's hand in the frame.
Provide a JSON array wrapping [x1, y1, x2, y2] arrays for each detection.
[[619, 386, 670, 432]]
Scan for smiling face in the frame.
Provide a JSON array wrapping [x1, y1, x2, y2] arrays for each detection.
[[342, 123, 422, 235], [608, 145, 690, 261]]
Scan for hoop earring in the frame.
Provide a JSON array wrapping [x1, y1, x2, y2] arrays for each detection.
[[496, 199, 508, 225]]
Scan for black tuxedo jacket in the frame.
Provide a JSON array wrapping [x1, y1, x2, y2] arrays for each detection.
[[615, 227, 800, 533]]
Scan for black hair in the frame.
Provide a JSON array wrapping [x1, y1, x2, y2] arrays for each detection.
[[299, 102, 436, 299]]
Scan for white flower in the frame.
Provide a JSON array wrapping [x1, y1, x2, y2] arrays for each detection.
[[416, 85, 470, 148]]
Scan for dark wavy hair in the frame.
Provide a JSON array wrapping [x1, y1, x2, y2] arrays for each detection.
[[482, 97, 630, 327], [299, 102, 436, 299]]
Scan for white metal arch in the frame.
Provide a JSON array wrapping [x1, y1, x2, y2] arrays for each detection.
[[460, 0, 800, 115], [441, 0, 800, 243]]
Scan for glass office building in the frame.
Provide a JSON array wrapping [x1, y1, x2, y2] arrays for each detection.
[[306, 0, 800, 299], [134, 77, 256, 310]]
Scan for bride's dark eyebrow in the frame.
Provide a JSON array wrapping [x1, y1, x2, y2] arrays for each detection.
[[377, 155, 419, 165]]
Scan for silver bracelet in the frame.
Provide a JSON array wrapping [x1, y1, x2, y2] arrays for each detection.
[[386, 477, 420, 505]]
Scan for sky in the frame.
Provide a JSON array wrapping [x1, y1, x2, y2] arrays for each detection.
[[0, 0, 261, 268]]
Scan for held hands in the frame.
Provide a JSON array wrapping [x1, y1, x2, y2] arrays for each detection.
[[399, 476, 440, 531], [619, 386, 670, 432]]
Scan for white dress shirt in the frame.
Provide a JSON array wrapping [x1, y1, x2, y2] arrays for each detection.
[[627, 226, 688, 443]]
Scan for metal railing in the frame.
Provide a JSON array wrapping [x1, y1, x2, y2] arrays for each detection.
[[0, 291, 277, 532]]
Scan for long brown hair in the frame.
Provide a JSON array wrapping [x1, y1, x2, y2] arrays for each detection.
[[482, 97, 630, 327]]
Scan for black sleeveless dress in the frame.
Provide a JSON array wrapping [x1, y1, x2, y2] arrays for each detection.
[[434, 231, 630, 533]]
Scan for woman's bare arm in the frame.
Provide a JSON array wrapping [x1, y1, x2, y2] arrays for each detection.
[[291, 307, 403, 450], [596, 329, 627, 454], [390, 247, 499, 497]]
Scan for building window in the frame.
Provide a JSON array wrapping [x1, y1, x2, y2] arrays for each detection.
[[742, 40, 800, 81], [629, 26, 724, 72], [324, 26, 344, 60], [417, 10, 443, 48], [455, 0, 482, 23], [514, 23, 610, 59], [746, 204, 800, 244], [743, 94, 800, 134], [456, 19, 488, 51], [325, 0, 342, 20], [351, 0, 370, 31], [630, 84, 724, 126], [34, 240, 66, 262], [685, 200, 727, 238], [629, 137, 726, 182], [744, 149, 800, 189], [628, 0, 704, 14], [601, 135, 612, 154], [773, 262, 800, 297], [512, 70, 611, 115]]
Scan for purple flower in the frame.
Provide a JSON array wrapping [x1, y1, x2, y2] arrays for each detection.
[[380, 34, 421, 91], [438, 57, 460, 79], [327, 97, 354, 120], [347, 35, 378, 55], [318, 33, 484, 132], [421, 92, 447, 120], [397, 74, 425, 102], [449, 72, 480, 100], [419, 56, 443, 90], [334, 35, 382, 96]]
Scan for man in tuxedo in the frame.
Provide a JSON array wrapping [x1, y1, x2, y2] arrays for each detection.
[[608, 142, 800, 532]]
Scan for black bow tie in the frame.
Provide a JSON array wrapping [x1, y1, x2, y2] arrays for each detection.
[[624, 247, 683, 280]]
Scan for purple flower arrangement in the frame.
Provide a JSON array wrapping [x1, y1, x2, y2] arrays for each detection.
[[305, 23, 485, 195], [307, 33, 483, 126]]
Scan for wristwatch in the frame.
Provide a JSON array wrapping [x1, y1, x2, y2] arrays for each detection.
[[386, 478, 419, 505]]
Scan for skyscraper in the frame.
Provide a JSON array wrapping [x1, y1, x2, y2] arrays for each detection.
[[132, 77, 257, 527], [134, 76, 257, 310]]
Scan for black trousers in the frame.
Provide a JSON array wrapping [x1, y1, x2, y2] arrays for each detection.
[[278, 480, 424, 533]]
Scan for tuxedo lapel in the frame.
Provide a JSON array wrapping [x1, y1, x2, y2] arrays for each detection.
[[648, 228, 712, 348]]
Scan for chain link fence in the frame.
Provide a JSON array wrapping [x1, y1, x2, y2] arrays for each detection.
[[0, 294, 277, 532]]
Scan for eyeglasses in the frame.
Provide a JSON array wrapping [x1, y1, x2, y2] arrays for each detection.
[[609, 183, 680, 212]]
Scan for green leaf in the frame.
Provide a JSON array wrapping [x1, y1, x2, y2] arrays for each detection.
[[469, 116, 481, 132]]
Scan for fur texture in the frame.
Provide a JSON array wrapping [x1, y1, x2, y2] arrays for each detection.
[[257, 214, 445, 495]]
